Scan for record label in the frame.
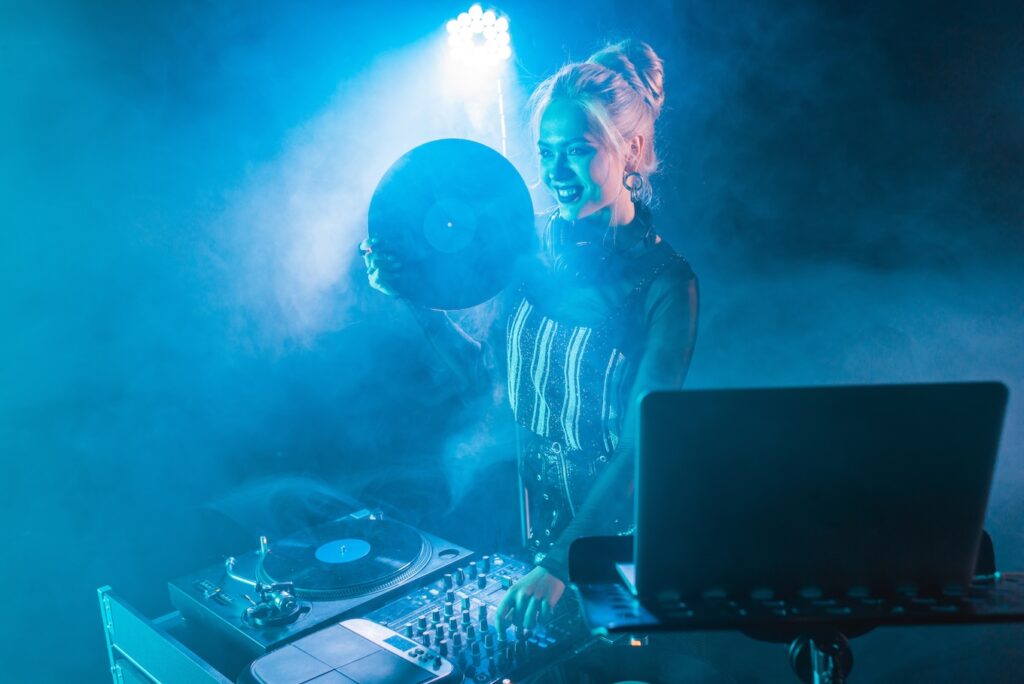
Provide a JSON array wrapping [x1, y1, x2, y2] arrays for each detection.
[[315, 538, 371, 564]]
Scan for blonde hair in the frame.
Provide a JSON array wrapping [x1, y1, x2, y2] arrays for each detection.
[[528, 39, 665, 202]]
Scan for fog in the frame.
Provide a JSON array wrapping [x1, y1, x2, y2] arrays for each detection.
[[1, 0, 1021, 681]]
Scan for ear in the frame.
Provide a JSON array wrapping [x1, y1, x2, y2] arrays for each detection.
[[626, 134, 646, 172]]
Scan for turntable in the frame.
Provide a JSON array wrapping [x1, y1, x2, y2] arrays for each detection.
[[168, 511, 472, 664], [102, 511, 594, 683]]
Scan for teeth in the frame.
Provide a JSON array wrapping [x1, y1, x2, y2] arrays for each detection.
[[556, 186, 582, 201]]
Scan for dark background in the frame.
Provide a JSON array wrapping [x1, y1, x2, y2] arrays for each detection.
[[2, 0, 1022, 681]]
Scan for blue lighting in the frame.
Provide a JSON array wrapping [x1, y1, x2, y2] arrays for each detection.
[[446, 4, 512, 69]]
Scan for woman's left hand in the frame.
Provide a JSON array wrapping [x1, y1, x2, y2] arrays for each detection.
[[496, 566, 566, 631]]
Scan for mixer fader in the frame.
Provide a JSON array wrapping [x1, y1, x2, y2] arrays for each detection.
[[364, 553, 590, 682]]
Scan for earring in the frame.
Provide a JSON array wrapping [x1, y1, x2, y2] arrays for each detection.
[[623, 171, 645, 204]]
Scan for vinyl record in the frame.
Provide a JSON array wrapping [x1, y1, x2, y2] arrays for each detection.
[[367, 138, 535, 310], [258, 518, 429, 600]]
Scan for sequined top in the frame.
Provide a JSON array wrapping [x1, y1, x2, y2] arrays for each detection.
[[505, 213, 697, 569]]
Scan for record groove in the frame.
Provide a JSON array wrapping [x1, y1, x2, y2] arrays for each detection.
[[257, 518, 430, 600]]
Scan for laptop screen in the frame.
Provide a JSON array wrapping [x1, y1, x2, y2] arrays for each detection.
[[635, 383, 1008, 602]]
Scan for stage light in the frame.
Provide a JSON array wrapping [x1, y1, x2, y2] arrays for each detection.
[[445, 4, 513, 69], [441, 4, 515, 157]]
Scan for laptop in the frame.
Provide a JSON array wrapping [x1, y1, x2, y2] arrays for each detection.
[[631, 382, 1008, 604]]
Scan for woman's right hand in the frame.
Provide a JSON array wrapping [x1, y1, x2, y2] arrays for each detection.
[[359, 236, 404, 298]]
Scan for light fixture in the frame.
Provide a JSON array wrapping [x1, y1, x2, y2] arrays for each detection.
[[445, 4, 512, 68]]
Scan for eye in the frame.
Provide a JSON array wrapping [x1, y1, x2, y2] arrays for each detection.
[[538, 148, 553, 159], [568, 145, 590, 156]]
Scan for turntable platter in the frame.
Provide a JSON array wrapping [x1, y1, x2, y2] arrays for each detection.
[[258, 518, 430, 600]]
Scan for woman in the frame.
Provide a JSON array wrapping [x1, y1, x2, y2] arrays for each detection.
[[362, 39, 699, 634]]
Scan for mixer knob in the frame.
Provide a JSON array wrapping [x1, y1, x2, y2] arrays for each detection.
[[468, 561, 478, 579], [453, 632, 462, 648], [448, 616, 458, 632], [479, 616, 488, 632], [417, 615, 427, 631], [432, 655, 441, 671], [438, 639, 449, 657], [481, 555, 491, 573], [477, 574, 487, 589], [404, 622, 414, 638], [436, 624, 445, 640], [466, 624, 476, 640], [461, 609, 471, 626], [471, 641, 481, 657], [444, 600, 454, 616], [422, 631, 432, 647], [460, 596, 471, 611], [431, 608, 441, 623], [484, 633, 495, 651], [501, 576, 512, 589], [443, 573, 453, 589], [445, 589, 455, 603], [455, 568, 465, 585], [477, 605, 488, 622]]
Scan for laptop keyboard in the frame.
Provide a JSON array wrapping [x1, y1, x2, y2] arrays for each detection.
[[650, 574, 1024, 627]]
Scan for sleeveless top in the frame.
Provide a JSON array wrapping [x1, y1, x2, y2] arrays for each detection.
[[505, 217, 692, 558]]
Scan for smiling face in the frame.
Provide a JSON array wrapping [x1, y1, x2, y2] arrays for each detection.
[[537, 99, 633, 225]]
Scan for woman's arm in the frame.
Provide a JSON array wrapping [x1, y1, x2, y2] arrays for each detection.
[[404, 301, 490, 397], [362, 235, 497, 396]]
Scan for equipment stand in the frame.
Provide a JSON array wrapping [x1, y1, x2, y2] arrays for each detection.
[[787, 631, 853, 684], [568, 536, 1024, 684]]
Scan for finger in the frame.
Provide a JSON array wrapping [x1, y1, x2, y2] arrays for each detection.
[[539, 597, 552, 624], [513, 587, 529, 628], [496, 592, 515, 632], [522, 595, 538, 630], [368, 270, 397, 296], [358, 238, 371, 253]]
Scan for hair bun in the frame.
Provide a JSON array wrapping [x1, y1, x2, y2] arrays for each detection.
[[588, 39, 665, 120]]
